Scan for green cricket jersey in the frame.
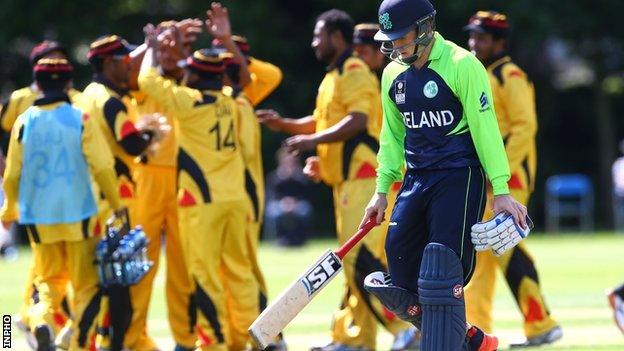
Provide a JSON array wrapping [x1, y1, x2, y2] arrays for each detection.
[[376, 32, 510, 196]]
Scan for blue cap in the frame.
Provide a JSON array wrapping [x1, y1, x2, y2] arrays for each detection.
[[374, 0, 435, 41]]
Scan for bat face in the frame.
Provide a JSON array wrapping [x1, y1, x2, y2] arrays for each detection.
[[301, 251, 342, 296], [249, 250, 343, 349]]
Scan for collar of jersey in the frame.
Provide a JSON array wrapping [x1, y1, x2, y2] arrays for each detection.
[[34, 91, 71, 106], [427, 32, 444, 62], [326, 48, 353, 72], [486, 51, 511, 70], [93, 73, 129, 97]]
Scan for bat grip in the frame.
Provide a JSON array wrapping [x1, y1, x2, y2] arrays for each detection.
[[334, 217, 377, 260]]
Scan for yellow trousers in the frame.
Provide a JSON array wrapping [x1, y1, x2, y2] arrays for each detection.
[[30, 235, 101, 351], [465, 188, 558, 338], [179, 200, 259, 351], [122, 165, 195, 349], [330, 178, 410, 349]]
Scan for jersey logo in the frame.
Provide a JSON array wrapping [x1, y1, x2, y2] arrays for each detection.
[[423, 80, 438, 98], [479, 92, 491, 112], [395, 80, 406, 104]]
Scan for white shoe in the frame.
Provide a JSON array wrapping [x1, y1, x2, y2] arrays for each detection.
[[13, 315, 37, 350], [55, 324, 72, 350]]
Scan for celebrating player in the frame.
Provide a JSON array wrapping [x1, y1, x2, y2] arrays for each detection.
[[462, 10, 562, 347], [360, 0, 529, 349], [139, 7, 259, 348]]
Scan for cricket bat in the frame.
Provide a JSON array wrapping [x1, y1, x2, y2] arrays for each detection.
[[249, 217, 378, 349]]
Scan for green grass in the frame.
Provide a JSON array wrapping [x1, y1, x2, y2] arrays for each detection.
[[2, 233, 624, 350]]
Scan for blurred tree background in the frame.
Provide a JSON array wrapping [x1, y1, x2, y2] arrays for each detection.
[[1, 0, 623, 233]]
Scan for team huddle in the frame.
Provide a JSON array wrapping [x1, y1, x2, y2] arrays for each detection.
[[0, 0, 563, 350]]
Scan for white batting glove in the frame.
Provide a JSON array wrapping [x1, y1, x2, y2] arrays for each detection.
[[471, 212, 533, 257]]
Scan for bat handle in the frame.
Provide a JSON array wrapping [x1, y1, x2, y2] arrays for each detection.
[[334, 217, 377, 260]]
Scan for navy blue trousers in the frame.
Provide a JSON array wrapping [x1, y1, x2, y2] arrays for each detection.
[[385, 166, 486, 292]]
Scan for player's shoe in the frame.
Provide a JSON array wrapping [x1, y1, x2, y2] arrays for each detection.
[[508, 325, 563, 348], [607, 289, 624, 334], [466, 325, 499, 351], [55, 324, 72, 350], [310, 342, 371, 351], [14, 314, 37, 350], [391, 327, 421, 350], [34, 324, 55, 351]]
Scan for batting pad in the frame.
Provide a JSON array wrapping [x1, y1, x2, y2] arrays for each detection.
[[418, 243, 466, 351], [364, 271, 422, 327]]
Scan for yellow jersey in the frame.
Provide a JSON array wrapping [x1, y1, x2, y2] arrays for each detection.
[[313, 51, 382, 186], [75, 76, 141, 200], [244, 57, 283, 107], [487, 55, 537, 191], [233, 90, 265, 221], [139, 67, 246, 205], [131, 90, 177, 168]]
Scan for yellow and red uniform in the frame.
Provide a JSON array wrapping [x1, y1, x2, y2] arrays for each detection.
[[464, 54, 557, 338], [313, 51, 407, 349], [1, 97, 121, 350], [139, 66, 258, 351], [127, 89, 195, 349]]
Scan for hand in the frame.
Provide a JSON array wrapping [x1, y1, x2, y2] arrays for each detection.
[[492, 194, 528, 229], [1, 220, 13, 230], [256, 109, 284, 132], [143, 23, 158, 48], [303, 156, 321, 183], [157, 27, 186, 61], [175, 18, 203, 44], [205, 2, 231, 39], [359, 193, 388, 229], [136, 113, 171, 143], [284, 134, 317, 155]]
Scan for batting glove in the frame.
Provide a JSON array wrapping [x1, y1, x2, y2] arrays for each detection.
[[471, 212, 533, 256]]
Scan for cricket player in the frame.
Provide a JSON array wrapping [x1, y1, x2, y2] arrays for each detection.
[[0, 58, 126, 351], [360, 0, 529, 349], [258, 9, 412, 351], [353, 23, 387, 78], [462, 11, 563, 347], [607, 283, 624, 334], [140, 17, 259, 350], [77, 34, 162, 350], [127, 19, 200, 351], [0, 40, 79, 348]]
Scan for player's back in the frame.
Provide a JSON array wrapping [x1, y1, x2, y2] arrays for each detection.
[[176, 90, 246, 205]]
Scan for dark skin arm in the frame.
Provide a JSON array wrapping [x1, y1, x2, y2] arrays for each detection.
[[284, 112, 367, 154]]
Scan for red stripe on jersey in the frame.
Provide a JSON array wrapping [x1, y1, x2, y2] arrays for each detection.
[[120, 121, 138, 139], [346, 62, 362, 71], [508, 70, 523, 78], [392, 182, 402, 192], [119, 184, 133, 198], [355, 162, 377, 179], [94, 220, 102, 236], [179, 190, 197, 207], [525, 296, 545, 322], [196, 325, 214, 346], [382, 306, 396, 322], [508, 174, 524, 189]]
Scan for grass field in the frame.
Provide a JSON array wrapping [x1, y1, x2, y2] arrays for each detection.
[[2, 233, 624, 350]]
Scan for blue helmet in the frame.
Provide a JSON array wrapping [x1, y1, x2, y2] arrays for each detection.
[[374, 0, 436, 65]]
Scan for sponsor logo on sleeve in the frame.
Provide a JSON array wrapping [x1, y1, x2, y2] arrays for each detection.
[[479, 92, 491, 112]]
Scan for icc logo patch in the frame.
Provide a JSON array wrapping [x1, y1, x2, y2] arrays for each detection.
[[423, 80, 438, 98], [395, 80, 406, 104]]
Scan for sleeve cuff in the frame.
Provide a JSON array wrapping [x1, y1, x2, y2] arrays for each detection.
[[375, 176, 392, 194], [491, 177, 510, 196]]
